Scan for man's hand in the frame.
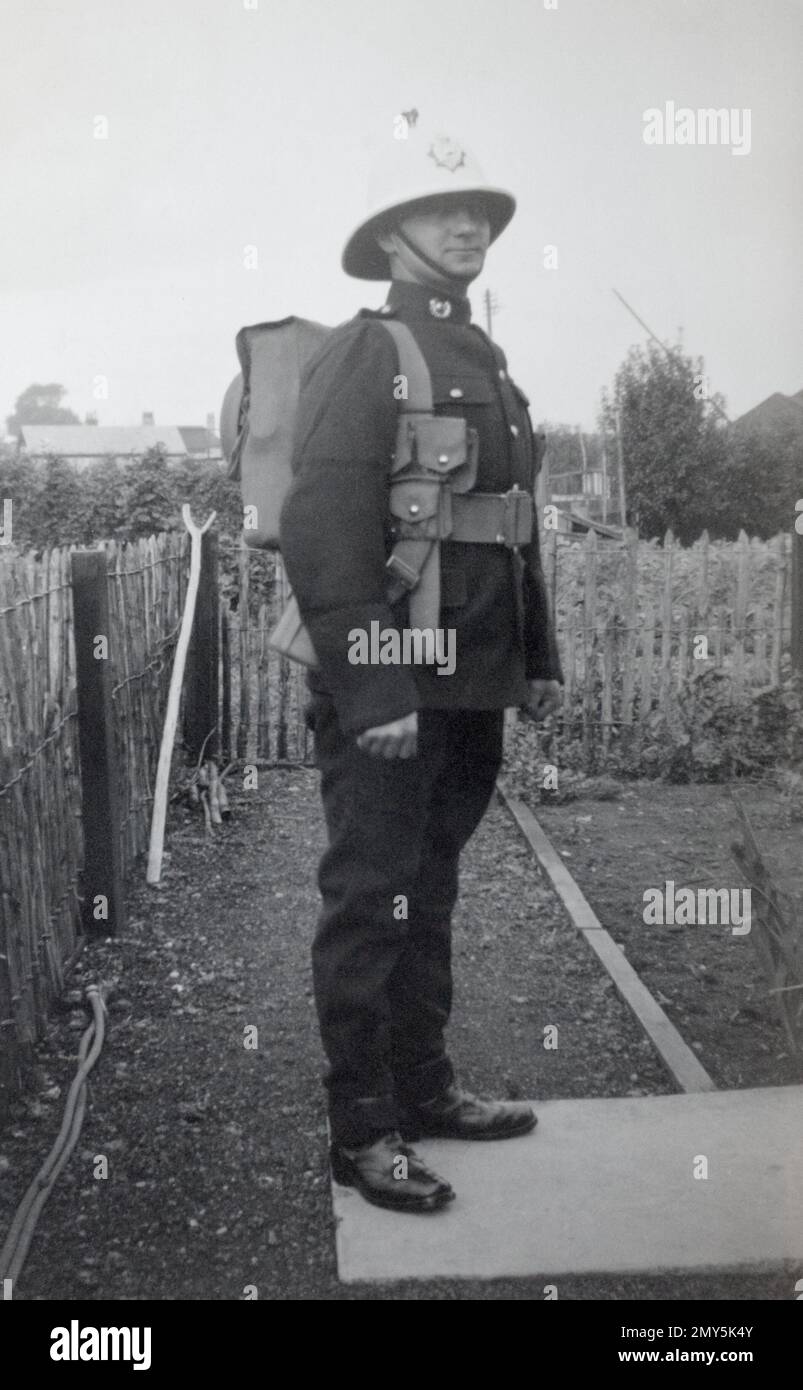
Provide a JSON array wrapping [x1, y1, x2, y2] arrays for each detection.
[[525, 679, 562, 721], [356, 711, 418, 759]]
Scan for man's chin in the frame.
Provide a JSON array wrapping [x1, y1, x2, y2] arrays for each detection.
[[439, 257, 484, 285]]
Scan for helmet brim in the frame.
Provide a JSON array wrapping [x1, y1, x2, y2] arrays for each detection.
[[341, 188, 516, 281]]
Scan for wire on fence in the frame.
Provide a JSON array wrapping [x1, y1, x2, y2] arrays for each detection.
[[110, 619, 181, 697], [107, 554, 186, 579], [0, 711, 78, 799], [0, 579, 73, 616], [0, 532, 192, 1109]]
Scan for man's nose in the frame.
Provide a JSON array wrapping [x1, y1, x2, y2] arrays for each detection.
[[450, 207, 483, 233]]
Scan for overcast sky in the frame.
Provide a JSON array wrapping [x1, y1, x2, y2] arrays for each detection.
[[1, 0, 801, 433]]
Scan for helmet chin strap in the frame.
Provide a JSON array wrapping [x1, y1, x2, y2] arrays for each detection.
[[390, 229, 471, 294]]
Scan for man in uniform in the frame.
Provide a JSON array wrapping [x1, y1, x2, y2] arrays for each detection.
[[279, 122, 562, 1213]]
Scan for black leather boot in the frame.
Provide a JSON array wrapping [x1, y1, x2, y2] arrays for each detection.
[[330, 1131, 455, 1213], [399, 1085, 537, 1141]]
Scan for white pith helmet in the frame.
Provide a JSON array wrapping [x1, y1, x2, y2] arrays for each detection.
[[342, 118, 516, 281]]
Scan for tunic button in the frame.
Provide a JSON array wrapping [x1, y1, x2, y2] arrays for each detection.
[[510, 424, 519, 438], [429, 296, 452, 319], [409, 503, 420, 515], [449, 387, 464, 399], [380, 304, 393, 315], [498, 369, 507, 380]]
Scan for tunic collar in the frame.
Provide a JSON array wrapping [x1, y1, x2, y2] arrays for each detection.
[[384, 279, 472, 326]]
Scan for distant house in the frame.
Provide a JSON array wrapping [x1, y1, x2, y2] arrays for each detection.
[[732, 390, 803, 438], [177, 426, 222, 460], [19, 421, 222, 468], [21, 424, 189, 465]]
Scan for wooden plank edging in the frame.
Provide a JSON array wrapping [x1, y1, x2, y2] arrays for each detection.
[[497, 782, 717, 1095]]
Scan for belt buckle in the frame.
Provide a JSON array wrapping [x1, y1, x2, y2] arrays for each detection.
[[501, 485, 532, 548], [385, 551, 419, 590]]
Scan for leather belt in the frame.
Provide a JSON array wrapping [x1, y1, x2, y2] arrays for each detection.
[[385, 485, 534, 627], [450, 488, 533, 548]]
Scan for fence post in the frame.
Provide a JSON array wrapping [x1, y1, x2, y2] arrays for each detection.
[[276, 555, 290, 761], [71, 550, 125, 936], [792, 526, 803, 674], [184, 530, 219, 761], [221, 605, 231, 766]]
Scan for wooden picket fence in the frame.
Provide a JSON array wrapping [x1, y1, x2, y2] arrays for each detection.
[[543, 527, 793, 761], [0, 547, 81, 1106], [104, 534, 189, 866], [220, 544, 312, 766], [222, 527, 795, 767], [0, 522, 795, 1107], [0, 534, 188, 1108]]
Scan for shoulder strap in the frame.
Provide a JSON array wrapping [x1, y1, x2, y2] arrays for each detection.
[[378, 319, 433, 415], [378, 319, 449, 629]]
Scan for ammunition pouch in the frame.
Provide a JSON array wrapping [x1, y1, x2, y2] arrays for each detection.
[[384, 413, 533, 631], [392, 415, 479, 484], [385, 415, 478, 627], [388, 417, 478, 540]]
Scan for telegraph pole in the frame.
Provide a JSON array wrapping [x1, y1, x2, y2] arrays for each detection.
[[483, 288, 499, 338], [614, 408, 628, 531]]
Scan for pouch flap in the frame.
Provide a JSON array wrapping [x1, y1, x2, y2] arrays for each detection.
[[410, 416, 468, 472], [389, 476, 442, 523]]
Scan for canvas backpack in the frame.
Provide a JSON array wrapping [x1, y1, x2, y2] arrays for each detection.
[[220, 315, 532, 665]]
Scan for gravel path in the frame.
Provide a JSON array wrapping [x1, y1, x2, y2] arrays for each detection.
[[0, 772, 791, 1299]]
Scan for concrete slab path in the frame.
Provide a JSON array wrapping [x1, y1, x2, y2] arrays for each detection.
[[333, 1085, 803, 1282]]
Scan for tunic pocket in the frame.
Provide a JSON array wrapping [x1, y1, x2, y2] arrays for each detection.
[[430, 373, 497, 410]]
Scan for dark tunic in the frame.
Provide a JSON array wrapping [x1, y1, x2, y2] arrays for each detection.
[[279, 279, 562, 734]]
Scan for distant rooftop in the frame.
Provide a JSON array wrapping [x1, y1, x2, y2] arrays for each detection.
[[177, 426, 221, 455], [21, 424, 189, 457], [732, 390, 803, 436]]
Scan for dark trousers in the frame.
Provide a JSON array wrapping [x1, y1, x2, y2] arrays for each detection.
[[309, 695, 505, 1147]]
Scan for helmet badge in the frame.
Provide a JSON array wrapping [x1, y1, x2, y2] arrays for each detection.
[[427, 136, 466, 172]]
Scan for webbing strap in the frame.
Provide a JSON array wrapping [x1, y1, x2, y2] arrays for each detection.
[[377, 320, 533, 632], [392, 542, 441, 630], [379, 319, 439, 627], [379, 319, 434, 414]]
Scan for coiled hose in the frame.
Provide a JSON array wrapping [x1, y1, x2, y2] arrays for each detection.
[[0, 983, 107, 1292]]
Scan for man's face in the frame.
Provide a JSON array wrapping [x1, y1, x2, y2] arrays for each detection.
[[397, 198, 491, 282]]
